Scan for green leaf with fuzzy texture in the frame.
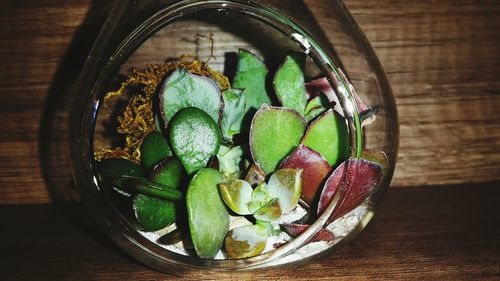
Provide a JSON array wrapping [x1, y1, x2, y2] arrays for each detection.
[[159, 68, 222, 126], [187, 168, 229, 259], [273, 52, 307, 114], [221, 88, 246, 141], [301, 109, 349, 167], [250, 105, 306, 174], [232, 49, 271, 110], [169, 108, 221, 175], [133, 194, 176, 232]]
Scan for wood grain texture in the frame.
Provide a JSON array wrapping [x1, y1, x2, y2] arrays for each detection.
[[1, 183, 499, 280], [0, 0, 499, 203], [345, 0, 500, 187]]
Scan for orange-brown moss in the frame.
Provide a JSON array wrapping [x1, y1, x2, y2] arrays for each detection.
[[94, 57, 230, 163]]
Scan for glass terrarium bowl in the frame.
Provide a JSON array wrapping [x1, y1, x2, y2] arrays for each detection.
[[69, 0, 398, 275]]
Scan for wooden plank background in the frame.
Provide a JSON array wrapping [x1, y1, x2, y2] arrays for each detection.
[[0, 0, 499, 204]]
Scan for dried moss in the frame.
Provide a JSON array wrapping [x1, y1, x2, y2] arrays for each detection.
[[94, 57, 230, 163]]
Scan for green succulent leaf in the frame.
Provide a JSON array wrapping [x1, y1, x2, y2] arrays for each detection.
[[304, 95, 330, 122], [253, 197, 282, 221], [111, 176, 183, 201], [218, 179, 253, 215], [140, 131, 172, 171], [266, 169, 303, 213], [249, 105, 306, 174], [133, 194, 176, 232], [98, 158, 145, 179], [247, 182, 272, 214], [217, 145, 244, 181], [224, 224, 268, 259], [221, 88, 247, 141], [159, 68, 222, 126], [273, 52, 307, 114], [187, 169, 229, 259], [148, 157, 184, 190], [301, 109, 349, 167], [169, 107, 222, 175], [232, 49, 271, 110]]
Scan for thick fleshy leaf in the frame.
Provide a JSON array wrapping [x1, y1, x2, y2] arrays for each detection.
[[98, 158, 145, 179], [187, 168, 229, 259], [111, 176, 183, 201], [148, 157, 184, 189], [250, 105, 306, 174], [279, 145, 331, 205], [281, 223, 335, 242], [232, 49, 271, 110], [169, 107, 221, 175], [133, 194, 176, 232], [267, 169, 303, 213], [217, 145, 244, 181], [224, 224, 268, 259], [301, 109, 349, 167], [304, 95, 330, 122], [98, 159, 144, 202], [159, 68, 222, 126], [218, 179, 253, 215], [317, 158, 382, 222], [247, 182, 271, 214], [273, 52, 307, 114], [140, 131, 172, 171], [221, 88, 246, 141], [253, 197, 282, 221]]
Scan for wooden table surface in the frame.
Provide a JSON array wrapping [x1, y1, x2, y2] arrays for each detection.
[[1, 183, 499, 280], [0, 0, 499, 280]]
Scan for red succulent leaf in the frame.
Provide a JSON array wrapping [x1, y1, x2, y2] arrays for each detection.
[[280, 145, 331, 205], [281, 223, 335, 242], [317, 158, 382, 222]]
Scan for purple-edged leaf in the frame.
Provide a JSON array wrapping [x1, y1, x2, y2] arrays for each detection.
[[159, 68, 223, 127], [250, 105, 306, 174], [148, 156, 184, 189], [279, 145, 331, 205], [305, 77, 333, 101], [317, 158, 382, 222]]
